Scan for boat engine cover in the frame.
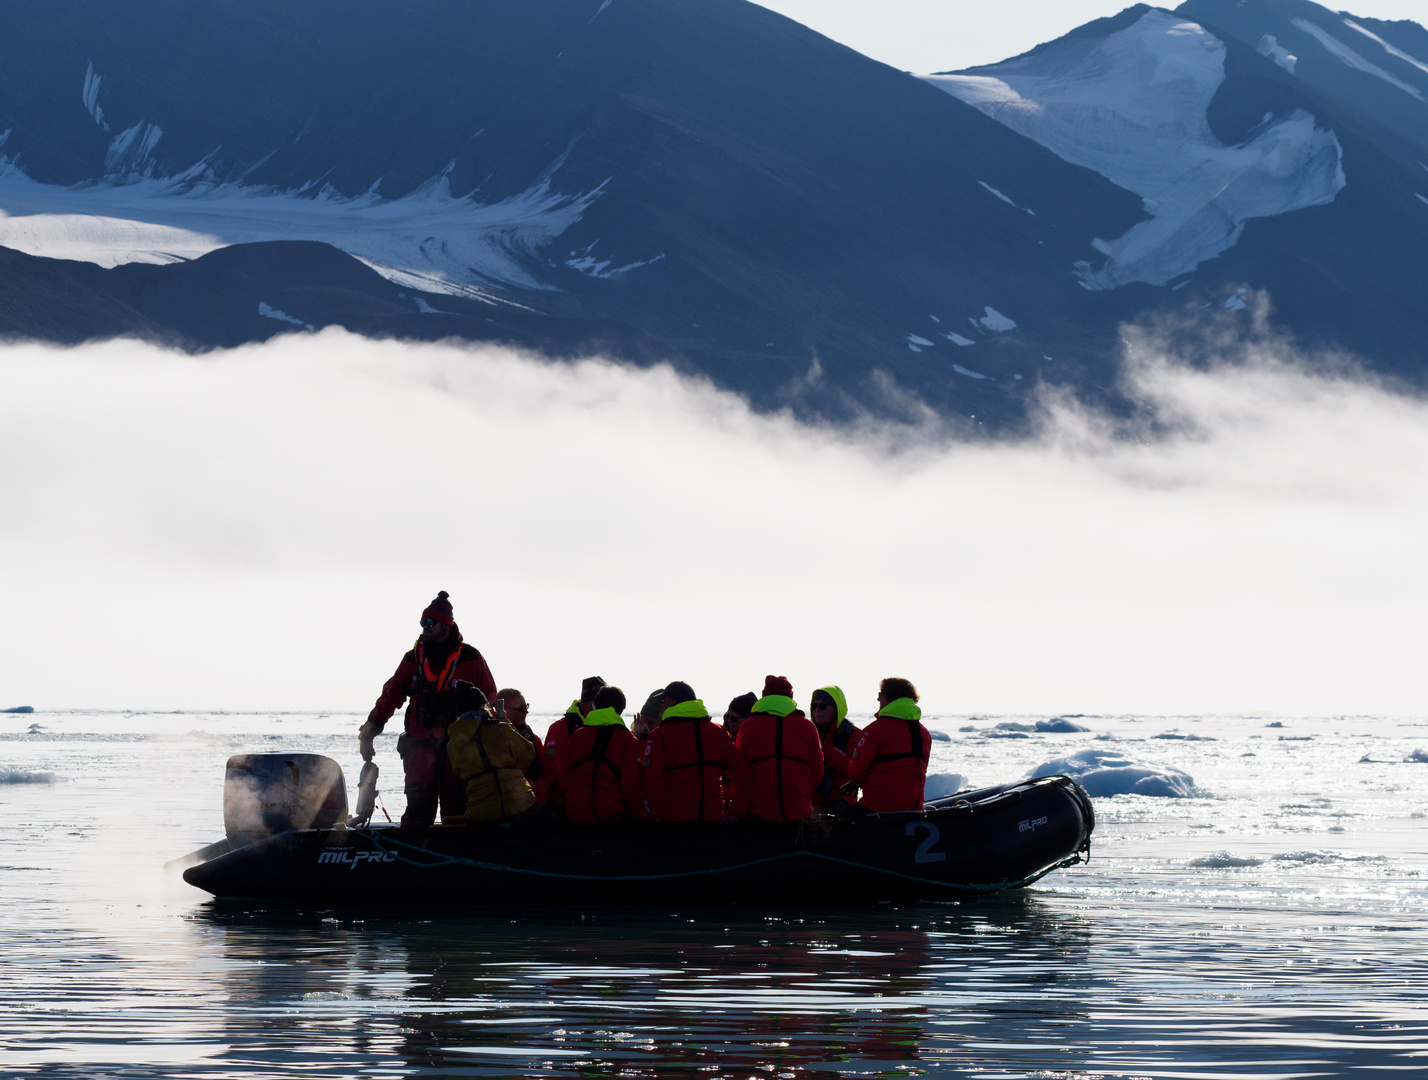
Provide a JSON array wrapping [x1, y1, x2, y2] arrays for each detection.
[[224, 754, 348, 843]]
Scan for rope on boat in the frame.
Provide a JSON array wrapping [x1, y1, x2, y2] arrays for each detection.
[[369, 832, 1087, 894]]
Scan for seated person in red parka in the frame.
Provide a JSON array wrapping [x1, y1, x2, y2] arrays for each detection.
[[358, 590, 497, 828], [497, 688, 548, 803], [640, 681, 750, 822], [846, 677, 932, 812], [808, 685, 861, 807], [558, 685, 644, 824], [542, 675, 605, 808], [735, 675, 824, 822]]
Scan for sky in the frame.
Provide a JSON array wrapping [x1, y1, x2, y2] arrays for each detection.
[[750, 0, 1428, 73], [2, 326, 1425, 718]]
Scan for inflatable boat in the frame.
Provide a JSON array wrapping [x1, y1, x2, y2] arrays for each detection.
[[175, 754, 1094, 902]]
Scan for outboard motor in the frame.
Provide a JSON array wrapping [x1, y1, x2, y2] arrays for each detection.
[[224, 753, 348, 845]]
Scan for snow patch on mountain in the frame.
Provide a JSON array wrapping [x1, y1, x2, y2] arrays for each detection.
[[82, 63, 109, 131], [105, 121, 163, 175], [258, 302, 312, 330], [953, 363, 993, 380], [1257, 34, 1298, 74], [975, 306, 1017, 332], [1342, 18, 1428, 79], [0, 161, 606, 297], [1293, 17, 1425, 100], [565, 241, 666, 279], [925, 10, 1345, 290]]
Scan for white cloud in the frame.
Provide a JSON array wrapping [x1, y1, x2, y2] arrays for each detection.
[[1, 326, 1425, 717]]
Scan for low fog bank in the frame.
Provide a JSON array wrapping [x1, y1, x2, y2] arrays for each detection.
[[1, 328, 1423, 716]]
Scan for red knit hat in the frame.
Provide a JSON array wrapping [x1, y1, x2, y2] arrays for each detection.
[[762, 675, 793, 698], [421, 590, 454, 627]]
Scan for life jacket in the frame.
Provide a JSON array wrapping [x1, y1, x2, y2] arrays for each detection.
[[847, 698, 931, 813], [561, 708, 641, 824], [736, 696, 824, 822], [640, 700, 750, 822], [446, 714, 537, 822], [815, 718, 861, 801]]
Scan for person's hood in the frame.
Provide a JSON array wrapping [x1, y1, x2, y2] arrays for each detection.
[[817, 685, 848, 724], [662, 699, 710, 721], [564, 699, 582, 717], [583, 707, 628, 728], [751, 694, 797, 717], [878, 697, 921, 722]]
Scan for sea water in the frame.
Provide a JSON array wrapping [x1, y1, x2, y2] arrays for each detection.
[[2, 710, 1426, 1078]]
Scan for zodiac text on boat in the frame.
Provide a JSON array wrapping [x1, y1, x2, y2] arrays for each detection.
[[317, 849, 398, 869]]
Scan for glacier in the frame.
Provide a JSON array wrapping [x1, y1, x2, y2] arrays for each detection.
[[924, 10, 1346, 290], [0, 159, 608, 299]]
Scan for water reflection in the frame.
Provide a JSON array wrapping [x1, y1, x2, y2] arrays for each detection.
[[192, 897, 1094, 1077]]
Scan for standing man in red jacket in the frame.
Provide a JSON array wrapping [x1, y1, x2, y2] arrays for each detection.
[[358, 591, 497, 828], [845, 677, 931, 812], [735, 676, 824, 822], [541, 675, 605, 808]]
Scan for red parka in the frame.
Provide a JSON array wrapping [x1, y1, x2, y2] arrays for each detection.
[[558, 708, 644, 824], [541, 703, 585, 806], [367, 629, 497, 740], [810, 685, 860, 805], [735, 696, 824, 821], [846, 698, 931, 812], [640, 700, 750, 822]]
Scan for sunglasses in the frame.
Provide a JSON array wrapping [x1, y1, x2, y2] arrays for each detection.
[[420, 618, 440, 628]]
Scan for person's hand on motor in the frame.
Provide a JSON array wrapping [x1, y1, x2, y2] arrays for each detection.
[[358, 720, 381, 761]]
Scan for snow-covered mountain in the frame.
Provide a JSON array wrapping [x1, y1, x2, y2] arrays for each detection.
[[1, 0, 1425, 425]]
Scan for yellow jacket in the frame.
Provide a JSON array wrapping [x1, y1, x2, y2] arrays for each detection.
[[447, 712, 538, 822]]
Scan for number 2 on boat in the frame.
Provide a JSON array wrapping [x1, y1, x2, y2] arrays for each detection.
[[905, 821, 947, 864]]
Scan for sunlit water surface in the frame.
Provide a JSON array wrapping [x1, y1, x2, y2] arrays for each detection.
[[2, 711, 1427, 1079]]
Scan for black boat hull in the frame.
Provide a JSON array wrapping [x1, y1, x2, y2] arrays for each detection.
[[182, 775, 1093, 902]]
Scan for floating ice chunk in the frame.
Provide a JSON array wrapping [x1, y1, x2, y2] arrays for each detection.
[[929, 729, 951, 743], [944, 332, 975, 346], [976, 306, 1017, 332], [1153, 729, 1217, 741], [1257, 34, 1298, 73], [1407, 748, 1428, 762], [1028, 748, 1198, 797], [953, 363, 993, 380], [907, 333, 935, 347], [926, 12, 1345, 290], [987, 729, 1032, 739], [1292, 17, 1424, 100], [1272, 849, 1385, 864], [924, 773, 969, 800], [1037, 717, 1090, 733], [1, 769, 56, 784], [258, 302, 313, 330], [994, 721, 1037, 732], [2, 704, 34, 713], [1188, 851, 1264, 868]]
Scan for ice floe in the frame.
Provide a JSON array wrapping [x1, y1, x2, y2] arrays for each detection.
[[1407, 748, 1428, 763], [925, 11, 1345, 290], [0, 769, 56, 784], [1027, 747, 1198, 797], [923, 772, 969, 800], [1153, 729, 1217, 741], [1038, 717, 1089, 733], [0, 161, 607, 298], [1292, 17, 1424, 100], [1188, 851, 1264, 868]]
